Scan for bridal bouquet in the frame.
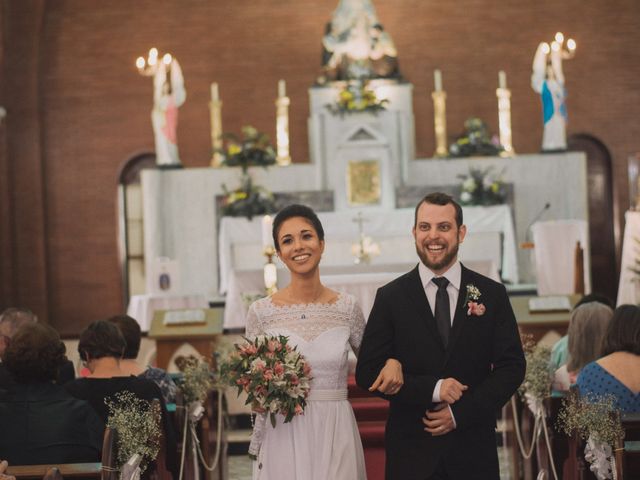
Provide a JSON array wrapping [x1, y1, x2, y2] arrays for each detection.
[[219, 334, 312, 427]]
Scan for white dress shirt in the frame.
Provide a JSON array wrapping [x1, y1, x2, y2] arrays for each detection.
[[418, 260, 462, 423]]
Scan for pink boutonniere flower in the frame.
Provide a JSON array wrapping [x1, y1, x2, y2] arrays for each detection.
[[464, 284, 485, 316], [467, 301, 486, 316]]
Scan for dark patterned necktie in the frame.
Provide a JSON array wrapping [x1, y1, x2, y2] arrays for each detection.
[[432, 277, 451, 347]]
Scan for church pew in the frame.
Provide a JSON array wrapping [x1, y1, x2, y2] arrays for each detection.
[[615, 413, 640, 479], [5, 464, 101, 479]]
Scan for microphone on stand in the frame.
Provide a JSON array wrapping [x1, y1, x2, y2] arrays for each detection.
[[521, 202, 551, 249]]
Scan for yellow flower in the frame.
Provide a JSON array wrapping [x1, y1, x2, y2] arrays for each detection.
[[491, 182, 500, 194], [228, 144, 242, 156], [340, 90, 353, 101]]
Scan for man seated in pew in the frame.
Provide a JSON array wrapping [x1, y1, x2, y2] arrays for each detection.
[[552, 301, 613, 393], [0, 308, 75, 389], [107, 314, 177, 404], [0, 323, 103, 464], [64, 320, 179, 477], [577, 305, 640, 413]]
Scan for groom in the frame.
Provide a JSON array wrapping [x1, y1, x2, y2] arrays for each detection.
[[356, 192, 525, 480]]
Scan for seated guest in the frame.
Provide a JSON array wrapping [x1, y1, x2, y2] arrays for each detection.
[[577, 304, 640, 413], [0, 460, 15, 480], [64, 320, 178, 476], [549, 293, 614, 371], [0, 308, 75, 389], [552, 302, 613, 392], [0, 323, 103, 464], [107, 315, 177, 404]]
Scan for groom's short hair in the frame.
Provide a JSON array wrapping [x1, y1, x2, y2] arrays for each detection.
[[414, 192, 463, 228]]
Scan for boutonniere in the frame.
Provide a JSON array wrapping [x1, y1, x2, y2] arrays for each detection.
[[464, 284, 486, 316]]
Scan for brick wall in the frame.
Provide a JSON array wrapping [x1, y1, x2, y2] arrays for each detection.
[[2, 0, 639, 334]]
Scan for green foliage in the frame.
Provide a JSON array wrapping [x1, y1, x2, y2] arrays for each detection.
[[458, 166, 506, 206], [449, 117, 503, 157]]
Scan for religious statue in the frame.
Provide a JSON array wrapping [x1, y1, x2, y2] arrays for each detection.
[[151, 58, 186, 167], [320, 0, 400, 82], [531, 33, 576, 152]]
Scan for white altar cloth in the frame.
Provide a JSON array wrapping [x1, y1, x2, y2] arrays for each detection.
[[219, 204, 518, 296], [617, 210, 640, 305]]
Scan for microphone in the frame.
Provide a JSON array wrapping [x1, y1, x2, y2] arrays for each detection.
[[521, 202, 551, 248]]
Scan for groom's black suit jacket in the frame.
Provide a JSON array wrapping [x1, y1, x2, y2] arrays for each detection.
[[356, 264, 525, 480]]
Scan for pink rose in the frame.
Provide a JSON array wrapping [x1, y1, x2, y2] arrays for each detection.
[[267, 339, 281, 352], [289, 373, 299, 385], [294, 404, 304, 415], [467, 302, 486, 316], [263, 369, 274, 380], [303, 363, 311, 376], [274, 362, 284, 376], [241, 343, 257, 356], [265, 351, 275, 359]]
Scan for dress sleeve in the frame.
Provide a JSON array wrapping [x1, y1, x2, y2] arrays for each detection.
[[245, 301, 262, 340], [348, 296, 366, 356]]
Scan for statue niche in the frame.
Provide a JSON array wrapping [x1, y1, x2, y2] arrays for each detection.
[[319, 0, 400, 82]]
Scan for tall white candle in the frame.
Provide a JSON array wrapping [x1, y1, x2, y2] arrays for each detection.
[[264, 263, 277, 290], [499, 70, 507, 89], [211, 82, 219, 102], [262, 215, 273, 248], [278, 79, 286, 98], [434, 69, 442, 92]]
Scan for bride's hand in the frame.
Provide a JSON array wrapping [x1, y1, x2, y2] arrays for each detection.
[[368, 358, 403, 395]]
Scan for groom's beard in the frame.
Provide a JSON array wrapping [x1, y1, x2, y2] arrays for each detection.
[[415, 240, 460, 273]]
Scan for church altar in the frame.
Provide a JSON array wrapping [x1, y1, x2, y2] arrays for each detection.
[[140, 151, 588, 303]]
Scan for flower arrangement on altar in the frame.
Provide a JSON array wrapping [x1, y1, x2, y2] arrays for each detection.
[[557, 392, 624, 479], [326, 81, 388, 116], [219, 334, 312, 428], [219, 125, 277, 219], [457, 166, 506, 206], [105, 391, 161, 475], [449, 117, 503, 157]]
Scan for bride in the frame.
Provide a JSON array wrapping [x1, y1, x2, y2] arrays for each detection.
[[246, 204, 403, 479]]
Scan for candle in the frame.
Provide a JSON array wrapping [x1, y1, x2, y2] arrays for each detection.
[[264, 263, 277, 290], [499, 70, 507, 89], [278, 79, 286, 98], [211, 82, 219, 102], [262, 215, 273, 248], [434, 69, 442, 92]]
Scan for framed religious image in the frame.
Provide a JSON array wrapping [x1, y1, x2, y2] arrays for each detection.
[[347, 160, 381, 206]]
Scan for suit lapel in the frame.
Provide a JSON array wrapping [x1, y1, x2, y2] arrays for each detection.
[[445, 264, 472, 361], [402, 266, 446, 351]]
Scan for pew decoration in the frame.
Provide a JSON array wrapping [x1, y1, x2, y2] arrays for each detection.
[[175, 357, 220, 478], [219, 126, 277, 219], [457, 166, 506, 206], [105, 391, 162, 476], [511, 338, 561, 479], [558, 392, 624, 480]]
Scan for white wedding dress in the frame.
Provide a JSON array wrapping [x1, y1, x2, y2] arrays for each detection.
[[245, 292, 367, 480]]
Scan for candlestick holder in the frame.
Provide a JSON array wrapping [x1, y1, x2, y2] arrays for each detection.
[[263, 245, 278, 295], [275, 96, 291, 166], [432, 90, 448, 157], [210, 98, 223, 167], [496, 87, 515, 157]]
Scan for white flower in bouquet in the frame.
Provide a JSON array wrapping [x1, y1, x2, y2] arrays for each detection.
[[463, 178, 477, 191]]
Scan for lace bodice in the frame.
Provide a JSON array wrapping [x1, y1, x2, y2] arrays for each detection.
[[245, 292, 365, 391]]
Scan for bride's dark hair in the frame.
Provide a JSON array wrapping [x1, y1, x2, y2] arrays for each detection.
[[272, 204, 324, 251]]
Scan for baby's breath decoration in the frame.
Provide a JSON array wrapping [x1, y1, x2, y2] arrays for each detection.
[[558, 392, 624, 479], [557, 392, 624, 447], [105, 391, 161, 475], [519, 343, 553, 402], [179, 357, 215, 404]]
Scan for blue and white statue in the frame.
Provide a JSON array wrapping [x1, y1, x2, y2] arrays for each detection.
[[531, 33, 576, 152]]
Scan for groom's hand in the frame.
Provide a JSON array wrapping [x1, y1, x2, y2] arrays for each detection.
[[439, 377, 468, 404], [423, 402, 455, 436]]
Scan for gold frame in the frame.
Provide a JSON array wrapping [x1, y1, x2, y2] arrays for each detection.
[[347, 160, 381, 205]]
